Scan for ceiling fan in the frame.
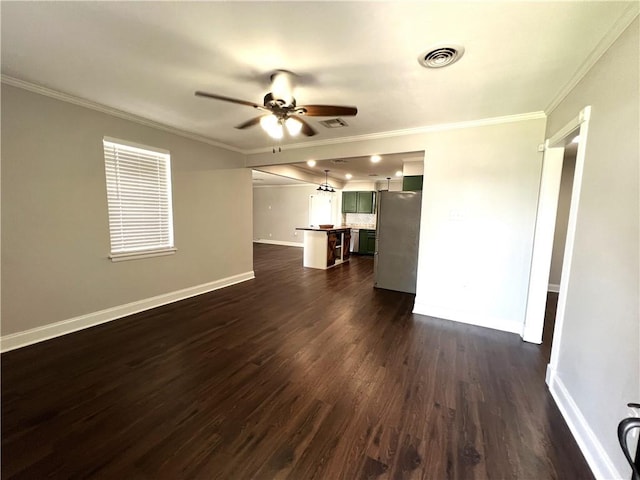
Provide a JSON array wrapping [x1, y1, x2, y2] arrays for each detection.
[[195, 70, 357, 139]]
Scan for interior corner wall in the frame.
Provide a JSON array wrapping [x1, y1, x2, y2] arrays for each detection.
[[1, 84, 253, 339], [247, 116, 546, 337], [253, 184, 317, 244], [413, 118, 547, 334], [544, 17, 639, 479]]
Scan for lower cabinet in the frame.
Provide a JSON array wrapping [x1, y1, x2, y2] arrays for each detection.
[[358, 229, 376, 255], [327, 233, 338, 267], [343, 231, 351, 260], [328, 230, 351, 266], [300, 228, 351, 269]]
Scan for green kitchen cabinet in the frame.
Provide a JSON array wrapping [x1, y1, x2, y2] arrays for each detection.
[[357, 191, 375, 213], [358, 229, 376, 255], [342, 191, 377, 214], [402, 175, 423, 191], [341, 191, 358, 213]]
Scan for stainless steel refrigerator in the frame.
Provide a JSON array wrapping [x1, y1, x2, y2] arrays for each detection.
[[374, 191, 422, 294]]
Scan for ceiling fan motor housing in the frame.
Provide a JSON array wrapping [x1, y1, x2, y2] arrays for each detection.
[[270, 70, 295, 106], [263, 92, 295, 109]]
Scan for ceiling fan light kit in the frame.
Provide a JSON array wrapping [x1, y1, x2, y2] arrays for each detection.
[[195, 69, 357, 140], [260, 114, 283, 139]]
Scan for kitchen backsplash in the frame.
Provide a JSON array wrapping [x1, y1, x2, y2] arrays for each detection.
[[344, 213, 376, 228]]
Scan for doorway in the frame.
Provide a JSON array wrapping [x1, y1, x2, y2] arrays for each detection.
[[309, 193, 333, 227], [542, 144, 577, 359], [523, 106, 591, 377]]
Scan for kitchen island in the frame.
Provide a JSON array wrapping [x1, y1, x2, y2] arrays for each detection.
[[295, 227, 351, 269]]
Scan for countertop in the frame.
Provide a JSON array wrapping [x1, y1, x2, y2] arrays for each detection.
[[296, 226, 352, 232], [345, 225, 376, 230]]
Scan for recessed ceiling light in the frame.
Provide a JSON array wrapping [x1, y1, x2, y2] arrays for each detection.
[[571, 135, 580, 144], [395, 171, 403, 177], [370, 155, 381, 163], [307, 160, 316, 167], [345, 173, 353, 180]]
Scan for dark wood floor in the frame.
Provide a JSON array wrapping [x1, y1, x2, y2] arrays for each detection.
[[2, 244, 592, 479]]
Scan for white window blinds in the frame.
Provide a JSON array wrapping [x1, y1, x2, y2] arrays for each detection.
[[103, 138, 175, 259]]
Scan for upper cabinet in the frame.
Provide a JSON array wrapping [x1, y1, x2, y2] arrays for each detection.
[[402, 175, 423, 191], [342, 191, 358, 213], [342, 191, 376, 214]]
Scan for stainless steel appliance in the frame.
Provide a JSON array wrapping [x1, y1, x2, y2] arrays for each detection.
[[374, 191, 422, 294], [350, 228, 359, 252]]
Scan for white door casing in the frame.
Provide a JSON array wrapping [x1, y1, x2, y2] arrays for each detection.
[[523, 145, 565, 343], [522, 106, 591, 352]]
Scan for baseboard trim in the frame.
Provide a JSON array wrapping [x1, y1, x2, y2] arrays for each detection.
[[412, 301, 522, 335], [253, 239, 303, 247], [547, 368, 623, 480], [548, 283, 560, 293], [1, 271, 255, 353]]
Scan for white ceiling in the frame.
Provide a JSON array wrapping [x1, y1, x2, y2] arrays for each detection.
[[253, 151, 418, 186], [1, 2, 636, 153], [252, 170, 309, 186]]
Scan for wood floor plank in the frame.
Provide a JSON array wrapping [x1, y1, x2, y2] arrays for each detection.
[[2, 244, 593, 479]]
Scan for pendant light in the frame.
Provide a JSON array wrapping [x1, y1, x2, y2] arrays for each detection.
[[317, 169, 335, 193]]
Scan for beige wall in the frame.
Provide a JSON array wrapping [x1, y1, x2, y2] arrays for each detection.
[[545, 18, 639, 478], [253, 184, 318, 244], [414, 119, 546, 333], [1, 84, 253, 336]]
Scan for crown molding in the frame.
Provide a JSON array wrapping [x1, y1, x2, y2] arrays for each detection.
[[545, 5, 639, 115], [2, 75, 547, 158], [243, 111, 547, 155], [1, 75, 244, 154], [252, 182, 315, 188]]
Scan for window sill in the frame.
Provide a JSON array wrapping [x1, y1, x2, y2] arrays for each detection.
[[109, 248, 177, 262]]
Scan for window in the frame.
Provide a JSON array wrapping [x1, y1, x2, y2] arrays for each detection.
[[103, 137, 175, 261]]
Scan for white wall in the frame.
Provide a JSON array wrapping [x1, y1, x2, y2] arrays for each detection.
[[253, 184, 318, 245], [413, 120, 546, 333], [403, 159, 424, 176], [375, 179, 403, 191], [247, 115, 546, 336], [1, 84, 253, 341], [544, 18, 639, 479], [342, 180, 377, 191]]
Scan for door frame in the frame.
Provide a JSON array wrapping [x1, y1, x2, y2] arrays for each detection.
[[522, 106, 591, 361]]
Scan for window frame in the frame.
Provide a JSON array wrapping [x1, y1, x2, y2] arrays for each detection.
[[103, 136, 177, 262]]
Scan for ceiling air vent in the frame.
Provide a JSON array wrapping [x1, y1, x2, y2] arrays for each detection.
[[320, 118, 349, 128], [418, 45, 465, 68]]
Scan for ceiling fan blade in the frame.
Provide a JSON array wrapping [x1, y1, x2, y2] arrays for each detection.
[[298, 105, 358, 117], [195, 91, 261, 108], [235, 116, 265, 130], [294, 116, 317, 137]]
